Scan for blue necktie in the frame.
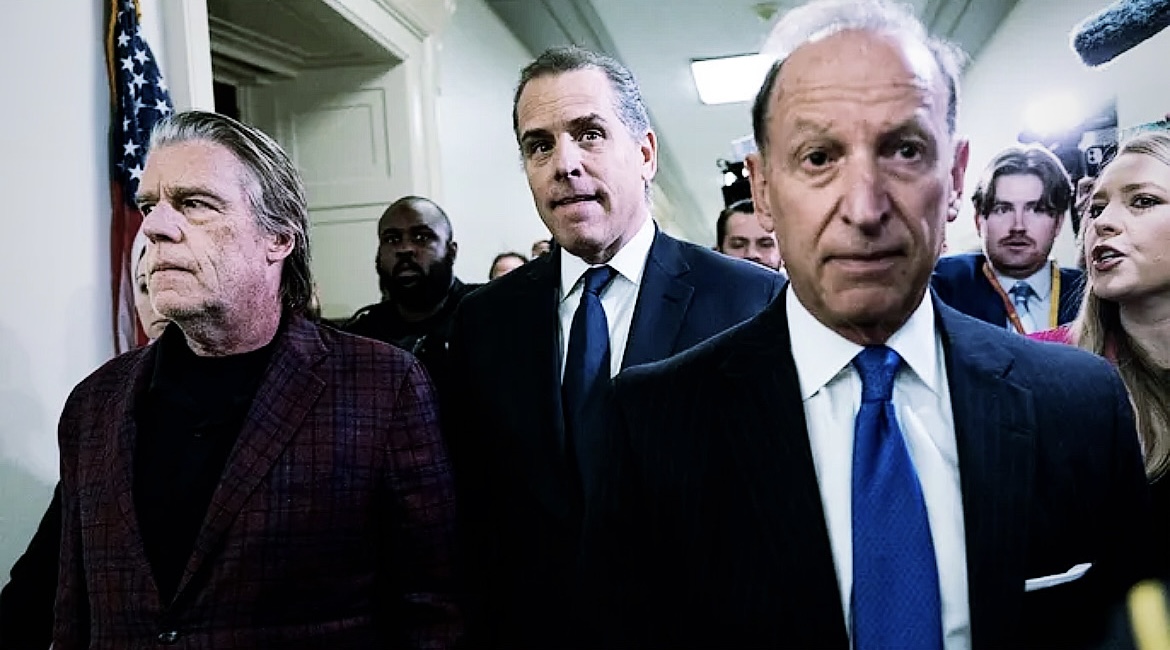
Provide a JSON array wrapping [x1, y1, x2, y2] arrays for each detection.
[[851, 346, 942, 650], [562, 266, 616, 466], [1009, 280, 1037, 333]]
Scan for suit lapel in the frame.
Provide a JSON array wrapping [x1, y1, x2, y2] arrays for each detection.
[[175, 317, 327, 598], [104, 345, 164, 605], [622, 231, 694, 369], [937, 302, 1036, 648], [720, 296, 849, 643], [507, 253, 579, 522]]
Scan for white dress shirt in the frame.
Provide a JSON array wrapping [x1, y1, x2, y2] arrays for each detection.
[[558, 215, 656, 380], [993, 261, 1053, 334], [787, 289, 971, 650]]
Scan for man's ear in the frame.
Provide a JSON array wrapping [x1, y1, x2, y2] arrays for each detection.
[[640, 129, 659, 183], [448, 240, 459, 261], [948, 139, 970, 224], [745, 152, 774, 233], [267, 232, 295, 264]]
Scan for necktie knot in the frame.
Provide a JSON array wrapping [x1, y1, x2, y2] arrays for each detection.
[[581, 265, 615, 297], [852, 345, 901, 403], [1009, 280, 1034, 305]]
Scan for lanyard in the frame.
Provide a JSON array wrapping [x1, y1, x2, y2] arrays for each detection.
[[981, 260, 1061, 334]]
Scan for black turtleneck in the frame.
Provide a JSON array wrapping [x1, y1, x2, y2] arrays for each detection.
[[133, 324, 276, 603]]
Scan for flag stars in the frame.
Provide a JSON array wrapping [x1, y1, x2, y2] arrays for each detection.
[[128, 164, 144, 182], [123, 140, 141, 158], [134, 48, 149, 66], [153, 100, 172, 116], [131, 72, 146, 91], [117, 30, 130, 47], [121, 56, 134, 73]]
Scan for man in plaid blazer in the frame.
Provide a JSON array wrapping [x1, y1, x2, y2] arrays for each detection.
[[53, 111, 461, 649]]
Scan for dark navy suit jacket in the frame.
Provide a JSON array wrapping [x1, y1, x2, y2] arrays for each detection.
[[932, 252, 1084, 329], [446, 228, 784, 648], [584, 291, 1152, 649]]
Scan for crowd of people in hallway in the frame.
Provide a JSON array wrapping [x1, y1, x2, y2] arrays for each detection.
[[2, 0, 1169, 648]]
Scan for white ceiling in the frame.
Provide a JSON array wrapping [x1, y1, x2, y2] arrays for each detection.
[[487, 0, 1020, 242]]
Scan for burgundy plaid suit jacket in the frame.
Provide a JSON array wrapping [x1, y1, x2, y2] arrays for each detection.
[[54, 316, 461, 649]]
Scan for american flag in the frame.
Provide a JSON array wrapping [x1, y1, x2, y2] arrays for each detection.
[[106, 0, 172, 353]]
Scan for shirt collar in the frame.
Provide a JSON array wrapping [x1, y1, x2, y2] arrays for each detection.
[[993, 259, 1053, 300], [787, 287, 940, 401], [559, 214, 656, 302]]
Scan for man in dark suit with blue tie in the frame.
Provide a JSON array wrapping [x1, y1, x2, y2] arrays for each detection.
[[445, 46, 784, 648], [932, 144, 1084, 334], [581, 1, 1153, 649]]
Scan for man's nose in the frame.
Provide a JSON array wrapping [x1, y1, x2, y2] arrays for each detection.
[[841, 155, 889, 230], [553, 136, 583, 180], [141, 202, 182, 243]]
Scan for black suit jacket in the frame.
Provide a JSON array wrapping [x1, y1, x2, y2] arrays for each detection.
[[932, 252, 1084, 328], [584, 291, 1152, 649], [446, 229, 784, 648]]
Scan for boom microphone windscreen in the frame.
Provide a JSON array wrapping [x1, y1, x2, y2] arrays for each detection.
[[1071, 0, 1170, 67]]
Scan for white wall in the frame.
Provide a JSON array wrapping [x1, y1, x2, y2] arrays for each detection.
[[0, 0, 122, 586], [436, 0, 546, 283], [953, 0, 1170, 263]]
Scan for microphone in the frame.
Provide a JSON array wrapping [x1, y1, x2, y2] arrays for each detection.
[[1070, 0, 1170, 67]]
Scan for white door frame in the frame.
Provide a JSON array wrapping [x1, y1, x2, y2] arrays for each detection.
[[157, 0, 450, 201]]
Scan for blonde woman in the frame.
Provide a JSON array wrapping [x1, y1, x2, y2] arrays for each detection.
[[1033, 130, 1170, 574]]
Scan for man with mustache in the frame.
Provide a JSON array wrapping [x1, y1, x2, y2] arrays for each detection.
[[932, 145, 1083, 333], [445, 46, 784, 648], [345, 196, 479, 395]]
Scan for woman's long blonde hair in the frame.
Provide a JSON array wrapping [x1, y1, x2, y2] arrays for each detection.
[[1070, 130, 1170, 480]]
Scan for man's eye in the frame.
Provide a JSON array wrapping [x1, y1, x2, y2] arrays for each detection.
[[802, 150, 831, 168], [893, 142, 923, 161], [1086, 203, 1104, 220], [138, 203, 154, 215], [992, 204, 1012, 215], [526, 141, 552, 157], [580, 130, 603, 142]]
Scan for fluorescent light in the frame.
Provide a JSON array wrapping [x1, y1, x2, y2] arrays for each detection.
[[1022, 93, 1083, 137], [691, 54, 774, 105]]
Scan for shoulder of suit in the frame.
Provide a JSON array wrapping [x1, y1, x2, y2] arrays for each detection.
[[943, 305, 1117, 383], [933, 252, 984, 278], [673, 238, 785, 285], [617, 314, 756, 389], [459, 254, 551, 309]]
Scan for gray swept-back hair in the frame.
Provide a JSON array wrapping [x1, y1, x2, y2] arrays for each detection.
[[751, 0, 967, 158], [149, 110, 313, 313]]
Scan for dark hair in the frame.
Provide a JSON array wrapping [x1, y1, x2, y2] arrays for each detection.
[[382, 195, 454, 243], [150, 111, 313, 313], [489, 251, 528, 279], [750, 0, 965, 159], [970, 145, 1073, 218], [716, 199, 754, 248], [513, 45, 650, 144]]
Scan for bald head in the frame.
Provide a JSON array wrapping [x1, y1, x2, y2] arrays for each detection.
[[379, 196, 453, 243]]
